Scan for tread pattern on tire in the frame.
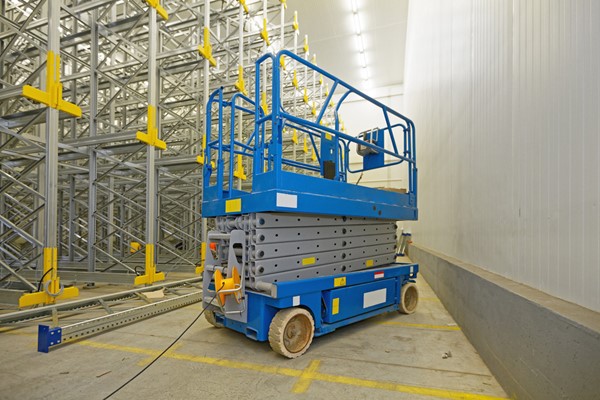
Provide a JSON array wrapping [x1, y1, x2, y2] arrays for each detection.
[[269, 307, 315, 358]]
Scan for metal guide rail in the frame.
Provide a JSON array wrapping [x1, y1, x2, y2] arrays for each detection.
[[0, 278, 202, 352]]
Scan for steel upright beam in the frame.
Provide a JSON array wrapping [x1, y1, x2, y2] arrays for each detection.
[[19, 0, 79, 307], [135, 5, 165, 285]]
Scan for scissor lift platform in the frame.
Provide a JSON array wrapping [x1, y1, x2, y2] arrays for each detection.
[[201, 50, 418, 357]]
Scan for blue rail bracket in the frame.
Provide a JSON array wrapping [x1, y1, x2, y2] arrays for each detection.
[[38, 325, 62, 353]]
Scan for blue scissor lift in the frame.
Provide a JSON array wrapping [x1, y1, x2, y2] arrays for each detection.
[[202, 50, 418, 358]]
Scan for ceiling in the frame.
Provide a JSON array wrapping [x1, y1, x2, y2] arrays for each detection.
[[286, 0, 409, 91]]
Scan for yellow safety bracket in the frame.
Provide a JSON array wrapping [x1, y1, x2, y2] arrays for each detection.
[[292, 11, 299, 31], [341, 121, 346, 133], [292, 129, 298, 144], [130, 241, 142, 253], [329, 100, 335, 108], [280, 0, 287, 9], [144, 0, 168, 20], [312, 53, 317, 64], [325, 84, 329, 97], [136, 105, 167, 150], [135, 244, 165, 285], [22, 51, 82, 118], [238, 0, 249, 14], [303, 35, 309, 54], [311, 147, 317, 162], [319, 74, 324, 86], [19, 248, 79, 308], [311, 102, 317, 116], [196, 242, 206, 274], [233, 154, 247, 180], [260, 18, 271, 46], [196, 135, 216, 168], [303, 137, 308, 154], [234, 65, 248, 96], [292, 70, 299, 89], [261, 91, 268, 114], [303, 87, 309, 104], [198, 26, 217, 67], [280, 56, 286, 71]]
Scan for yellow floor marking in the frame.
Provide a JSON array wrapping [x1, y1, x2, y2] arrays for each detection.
[[137, 342, 184, 366], [379, 321, 461, 331], [72, 340, 506, 400], [292, 359, 321, 393]]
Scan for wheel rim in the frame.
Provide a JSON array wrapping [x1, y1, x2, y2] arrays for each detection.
[[283, 314, 312, 353], [404, 285, 418, 312]]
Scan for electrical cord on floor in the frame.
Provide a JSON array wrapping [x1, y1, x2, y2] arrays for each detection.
[[356, 172, 364, 185], [103, 282, 225, 400]]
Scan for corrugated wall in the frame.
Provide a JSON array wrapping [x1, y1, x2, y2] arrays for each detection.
[[404, 0, 600, 312]]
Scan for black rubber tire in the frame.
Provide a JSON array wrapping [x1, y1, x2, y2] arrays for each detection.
[[268, 308, 315, 358]]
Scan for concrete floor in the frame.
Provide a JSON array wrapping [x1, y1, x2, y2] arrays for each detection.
[[0, 276, 507, 400]]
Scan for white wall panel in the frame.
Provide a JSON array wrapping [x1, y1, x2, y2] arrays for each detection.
[[404, 0, 600, 311]]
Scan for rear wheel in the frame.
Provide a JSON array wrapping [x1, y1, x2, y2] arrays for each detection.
[[399, 282, 419, 314], [269, 308, 315, 358], [205, 309, 223, 328]]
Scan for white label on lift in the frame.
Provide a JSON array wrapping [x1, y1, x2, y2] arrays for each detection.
[[276, 193, 298, 208], [363, 288, 387, 309], [293, 296, 300, 306], [410, 266, 414, 274], [374, 271, 384, 279]]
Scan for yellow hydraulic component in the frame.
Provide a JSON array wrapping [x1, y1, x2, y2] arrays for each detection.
[[233, 154, 247, 180], [280, 0, 287, 9], [130, 241, 142, 253], [303, 137, 308, 154], [292, 70, 299, 89], [303, 35, 309, 54], [136, 105, 167, 150], [303, 87, 309, 104], [261, 91, 268, 114], [234, 65, 248, 96], [292, 11, 299, 31], [135, 244, 166, 285], [238, 0, 249, 14], [144, 0, 169, 20], [280, 56, 286, 71], [198, 26, 217, 67], [260, 18, 270, 46], [196, 242, 206, 274], [292, 129, 298, 144], [22, 51, 82, 118], [214, 266, 241, 306], [311, 102, 317, 116], [18, 248, 79, 308]]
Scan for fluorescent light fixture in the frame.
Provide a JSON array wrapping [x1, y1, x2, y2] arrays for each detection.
[[351, 0, 358, 14], [353, 13, 361, 35], [360, 52, 367, 69]]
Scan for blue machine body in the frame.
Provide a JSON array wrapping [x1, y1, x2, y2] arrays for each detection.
[[201, 50, 418, 347], [210, 263, 418, 342]]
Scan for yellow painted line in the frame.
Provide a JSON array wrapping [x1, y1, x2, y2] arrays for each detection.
[[379, 321, 461, 331], [292, 359, 321, 393], [137, 342, 184, 366], [311, 371, 506, 400], [71, 339, 506, 400]]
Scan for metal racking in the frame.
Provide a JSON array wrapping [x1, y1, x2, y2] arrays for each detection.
[[0, 0, 331, 309]]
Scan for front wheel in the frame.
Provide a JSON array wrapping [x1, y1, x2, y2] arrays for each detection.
[[268, 308, 315, 358], [399, 282, 419, 314], [205, 309, 224, 328]]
